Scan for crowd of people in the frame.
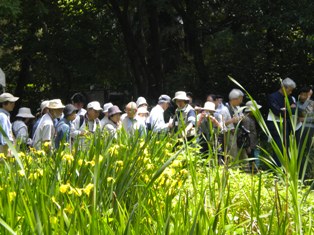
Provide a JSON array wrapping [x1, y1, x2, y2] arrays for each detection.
[[0, 78, 313, 172]]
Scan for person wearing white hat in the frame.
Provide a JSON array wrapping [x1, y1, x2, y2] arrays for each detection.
[[172, 91, 196, 140], [32, 99, 65, 150], [84, 101, 102, 133], [136, 106, 149, 123], [31, 100, 49, 138], [12, 107, 35, 146], [147, 94, 172, 133], [100, 102, 113, 130], [136, 97, 148, 109], [0, 92, 19, 155], [197, 102, 223, 154]]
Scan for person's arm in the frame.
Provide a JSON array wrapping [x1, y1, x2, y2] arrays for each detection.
[[184, 109, 196, 134]]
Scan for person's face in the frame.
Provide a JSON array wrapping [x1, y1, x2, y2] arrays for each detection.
[[231, 97, 243, 106], [138, 113, 148, 119], [213, 100, 219, 108], [88, 109, 100, 120], [207, 96, 214, 102], [299, 92, 309, 103], [162, 102, 170, 110], [125, 107, 137, 119], [51, 109, 64, 119], [218, 98, 223, 105], [3, 102, 15, 112], [111, 113, 121, 123], [68, 112, 77, 121], [283, 87, 294, 96], [176, 100, 186, 109]]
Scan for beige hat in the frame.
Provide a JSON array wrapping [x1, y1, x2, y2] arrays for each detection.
[[16, 107, 35, 118], [87, 101, 103, 111], [172, 91, 190, 101], [0, 93, 19, 102], [47, 99, 65, 109], [202, 102, 216, 112], [244, 100, 262, 112], [40, 100, 49, 112]]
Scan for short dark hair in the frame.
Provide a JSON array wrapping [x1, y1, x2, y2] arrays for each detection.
[[71, 93, 86, 103], [186, 92, 193, 98], [299, 86, 312, 94], [207, 94, 217, 101]]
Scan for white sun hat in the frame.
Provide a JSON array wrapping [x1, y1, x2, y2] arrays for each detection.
[[172, 91, 190, 101], [201, 101, 216, 112], [103, 102, 113, 113], [87, 101, 103, 111], [136, 97, 148, 107], [47, 99, 65, 109], [16, 107, 35, 118]]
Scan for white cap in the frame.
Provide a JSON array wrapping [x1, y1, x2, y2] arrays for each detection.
[[87, 101, 103, 111], [244, 100, 262, 112], [103, 102, 113, 113], [0, 93, 19, 102], [158, 94, 171, 103], [16, 107, 35, 118]]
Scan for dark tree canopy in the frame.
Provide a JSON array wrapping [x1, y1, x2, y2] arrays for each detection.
[[0, 0, 313, 110]]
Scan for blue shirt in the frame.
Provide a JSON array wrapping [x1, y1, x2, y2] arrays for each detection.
[[55, 118, 71, 149]]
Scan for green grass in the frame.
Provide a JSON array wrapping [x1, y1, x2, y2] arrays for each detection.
[[0, 79, 313, 234]]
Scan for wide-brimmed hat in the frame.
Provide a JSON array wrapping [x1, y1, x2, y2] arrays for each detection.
[[63, 104, 77, 117], [87, 101, 102, 111], [0, 93, 19, 103], [103, 102, 113, 113], [16, 107, 35, 118], [244, 100, 262, 112], [172, 91, 190, 101], [48, 99, 65, 109], [136, 97, 148, 107], [201, 101, 216, 112], [108, 105, 122, 117]]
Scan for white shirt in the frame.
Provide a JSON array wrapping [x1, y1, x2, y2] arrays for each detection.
[[71, 108, 87, 137], [122, 116, 146, 136], [147, 105, 168, 132], [12, 120, 28, 143], [32, 113, 55, 149], [100, 116, 110, 130]]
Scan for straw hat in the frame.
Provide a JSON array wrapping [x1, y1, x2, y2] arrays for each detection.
[[103, 102, 113, 113], [47, 99, 65, 109], [87, 101, 102, 111], [16, 107, 35, 118], [202, 102, 216, 112], [108, 105, 122, 117], [172, 91, 190, 101], [244, 100, 262, 112], [0, 93, 19, 102]]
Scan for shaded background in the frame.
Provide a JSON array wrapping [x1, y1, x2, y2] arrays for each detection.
[[0, 0, 313, 113]]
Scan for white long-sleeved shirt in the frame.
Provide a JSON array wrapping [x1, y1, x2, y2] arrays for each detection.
[[147, 105, 168, 132]]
